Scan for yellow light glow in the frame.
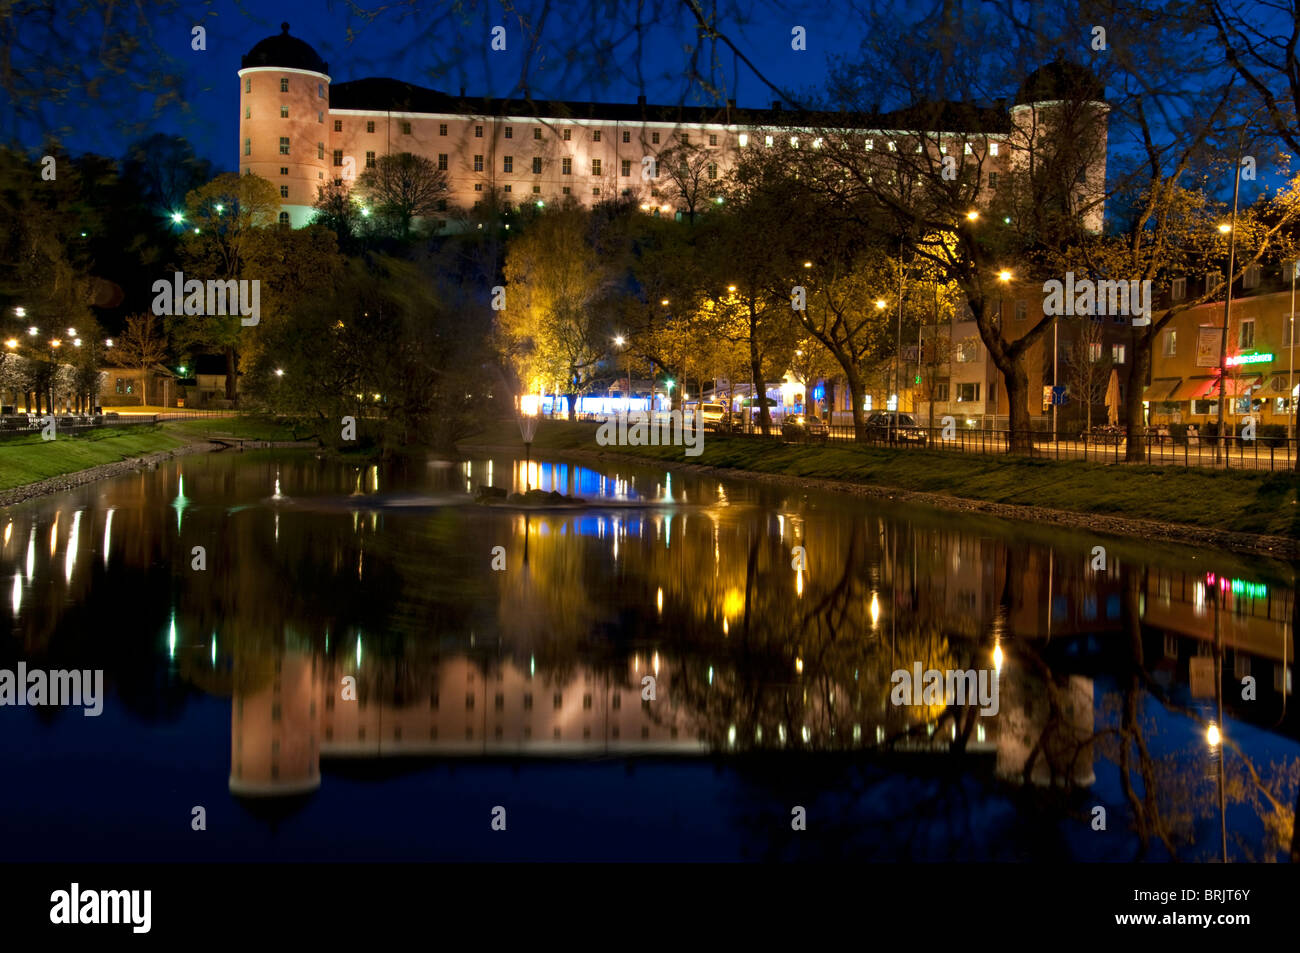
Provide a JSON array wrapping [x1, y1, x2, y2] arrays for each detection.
[[795, 656, 803, 674], [998, 270, 1012, 282], [519, 394, 541, 416], [3, 339, 16, 349], [966, 210, 980, 221], [1207, 722, 1220, 746], [1218, 224, 1231, 234], [993, 644, 1004, 672], [875, 299, 887, 310], [870, 592, 880, 627]]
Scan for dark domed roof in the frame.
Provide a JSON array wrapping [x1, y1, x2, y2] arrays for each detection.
[[241, 23, 329, 75], [1015, 58, 1104, 106]]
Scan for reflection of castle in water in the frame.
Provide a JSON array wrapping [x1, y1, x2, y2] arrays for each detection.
[[229, 644, 1101, 798]]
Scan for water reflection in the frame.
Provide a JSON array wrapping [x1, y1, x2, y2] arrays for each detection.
[[1, 449, 1297, 861]]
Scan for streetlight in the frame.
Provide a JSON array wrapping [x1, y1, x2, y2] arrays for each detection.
[[614, 335, 631, 410], [965, 210, 980, 222], [518, 394, 540, 492]]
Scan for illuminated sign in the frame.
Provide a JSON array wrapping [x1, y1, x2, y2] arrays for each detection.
[[1226, 352, 1274, 366]]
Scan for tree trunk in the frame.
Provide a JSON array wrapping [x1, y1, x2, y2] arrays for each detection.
[[1124, 334, 1151, 462], [750, 349, 770, 436], [225, 346, 237, 402], [845, 368, 868, 442], [1003, 360, 1033, 453]]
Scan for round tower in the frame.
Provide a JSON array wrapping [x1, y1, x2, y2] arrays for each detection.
[[238, 23, 331, 228], [1009, 58, 1109, 234]]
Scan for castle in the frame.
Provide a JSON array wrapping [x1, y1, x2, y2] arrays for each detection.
[[238, 23, 1107, 233]]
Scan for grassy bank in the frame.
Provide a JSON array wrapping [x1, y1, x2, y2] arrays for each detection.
[[163, 415, 316, 442], [0, 426, 185, 491], [463, 418, 1300, 540]]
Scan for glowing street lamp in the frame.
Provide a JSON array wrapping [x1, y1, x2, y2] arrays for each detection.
[[171, 211, 184, 224], [998, 270, 1012, 282], [4, 339, 17, 349], [27, 327, 37, 336], [518, 394, 541, 492], [965, 210, 980, 222], [875, 299, 887, 310], [13, 307, 24, 317], [274, 368, 285, 377], [1218, 223, 1232, 234]]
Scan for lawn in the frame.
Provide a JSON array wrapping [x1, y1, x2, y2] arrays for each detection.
[[0, 426, 185, 491], [162, 415, 316, 442], [462, 418, 1300, 540]]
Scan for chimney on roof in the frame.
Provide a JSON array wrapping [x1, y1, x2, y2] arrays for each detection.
[[637, 94, 646, 106]]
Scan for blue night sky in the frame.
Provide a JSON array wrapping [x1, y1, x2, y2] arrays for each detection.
[[24, 0, 866, 169]]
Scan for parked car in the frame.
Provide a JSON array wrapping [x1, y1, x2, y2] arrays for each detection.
[[684, 401, 729, 431], [864, 411, 929, 445], [782, 413, 830, 442]]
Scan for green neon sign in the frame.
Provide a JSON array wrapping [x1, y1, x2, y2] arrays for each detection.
[[1226, 352, 1274, 366]]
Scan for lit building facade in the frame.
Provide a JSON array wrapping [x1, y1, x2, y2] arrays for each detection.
[[239, 24, 1107, 232]]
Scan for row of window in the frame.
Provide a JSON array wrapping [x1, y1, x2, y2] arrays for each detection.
[[243, 77, 328, 96]]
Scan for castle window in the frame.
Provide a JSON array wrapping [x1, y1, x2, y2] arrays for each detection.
[[592, 130, 601, 142], [591, 158, 601, 175], [366, 151, 376, 168], [504, 185, 512, 192], [504, 155, 513, 172], [280, 185, 289, 198], [532, 185, 540, 193], [709, 133, 718, 146], [621, 159, 631, 176], [281, 167, 289, 175], [1171, 277, 1186, 300], [279, 137, 290, 155], [333, 178, 342, 186], [280, 105, 289, 118], [278, 212, 290, 226], [243, 138, 251, 156], [475, 124, 483, 138], [562, 186, 571, 194], [245, 77, 251, 93], [623, 130, 630, 143], [652, 131, 660, 144], [333, 150, 343, 166], [474, 183, 483, 191], [367, 121, 375, 133], [437, 199, 447, 211], [437, 153, 448, 171], [989, 142, 999, 156], [317, 111, 323, 123], [680, 132, 689, 144], [473, 154, 483, 171], [244, 106, 250, 119], [401, 121, 411, 135], [562, 128, 571, 141], [334, 120, 342, 132], [505, 127, 513, 139], [317, 143, 324, 159], [280, 78, 288, 92], [987, 172, 999, 190], [439, 123, 447, 136], [561, 158, 572, 175], [318, 83, 324, 98], [707, 162, 717, 180], [532, 157, 542, 174], [534, 127, 542, 140], [592, 187, 600, 195]]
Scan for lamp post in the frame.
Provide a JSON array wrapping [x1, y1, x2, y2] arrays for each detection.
[[1215, 108, 1265, 465], [518, 393, 540, 493], [1289, 259, 1298, 458]]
